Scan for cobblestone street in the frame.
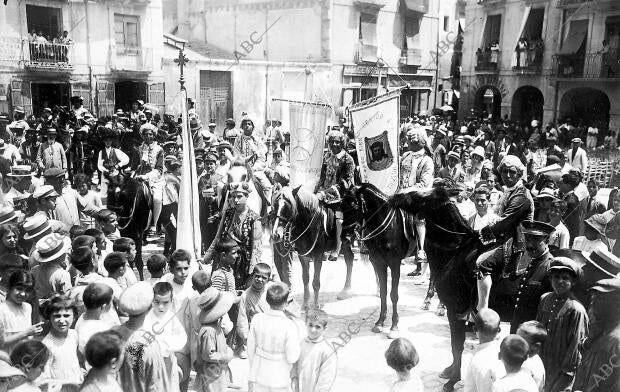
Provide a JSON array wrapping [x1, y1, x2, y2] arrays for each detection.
[[141, 237, 479, 392]]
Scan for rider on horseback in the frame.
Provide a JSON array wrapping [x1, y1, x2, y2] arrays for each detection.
[[399, 124, 434, 280], [476, 155, 534, 311], [136, 123, 164, 236], [316, 129, 355, 261]]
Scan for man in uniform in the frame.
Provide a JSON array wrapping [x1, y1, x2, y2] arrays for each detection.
[[509, 220, 554, 333], [137, 123, 164, 236], [476, 155, 534, 312], [316, 130, 355, 261], [399, 125, 434, 279], [198, 152, 224, 252]]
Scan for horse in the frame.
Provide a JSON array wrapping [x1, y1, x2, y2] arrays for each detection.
[[341, 183, 415, 338], [271, 185, 356, 311], [389, 185, 609, 391], [106, 171, 152, 280]]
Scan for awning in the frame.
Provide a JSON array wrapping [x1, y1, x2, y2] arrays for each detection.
[[559, 19, 588, 55], [403, 0, 428, 14]]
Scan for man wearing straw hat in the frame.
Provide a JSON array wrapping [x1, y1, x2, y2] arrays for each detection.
[[36, 128, 67, 172], [4, 165, 34, 208]]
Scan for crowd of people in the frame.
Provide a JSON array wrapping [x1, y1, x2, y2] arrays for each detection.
[[0, 96, 617, 392]]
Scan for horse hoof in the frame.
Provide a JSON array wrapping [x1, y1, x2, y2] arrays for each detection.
[[436, 308, 446, 317], [336, 290, 352, 300], [442, 379, 459, 392], [371, 325, 383, 333], [421, 302, 431, 311], [387, 329, 399, 339]]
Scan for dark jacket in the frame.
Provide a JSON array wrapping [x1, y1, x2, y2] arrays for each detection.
[[510, 251, 553, 333], [482, 181, 534, 244]]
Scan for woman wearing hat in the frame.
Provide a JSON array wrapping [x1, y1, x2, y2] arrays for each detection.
[[36, 128, 67, 172], [437, 151, 465, 183], [203, 180, 263, 289]]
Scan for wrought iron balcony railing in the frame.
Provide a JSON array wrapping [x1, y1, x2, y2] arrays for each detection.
[[475, 49, 500, 71], [552, 52, 620, 79]]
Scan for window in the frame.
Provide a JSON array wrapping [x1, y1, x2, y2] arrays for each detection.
[[26, 5, 62, 40], [405, 16, 421, 49], [482, 14, 502, 47], [114, 14, 140, 48], [444, 16, 450, 32], [359, 13, 377, 45]]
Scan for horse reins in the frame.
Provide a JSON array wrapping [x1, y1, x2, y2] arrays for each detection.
[[274, 197, 322, 256]]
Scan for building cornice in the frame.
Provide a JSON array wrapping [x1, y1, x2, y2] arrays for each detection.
[[203, 0, 327, 13]]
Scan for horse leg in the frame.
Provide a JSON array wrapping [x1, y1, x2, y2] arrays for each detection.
[[441, 307, 465, 391], [300, 256, 311, 312], [312, 259, 322, 309], [337, 240, 354, 300], [388, 262, 400, 339], [422, 277, 435, 310], [135, 236, 144, 281], [370, 258, 387, 333]]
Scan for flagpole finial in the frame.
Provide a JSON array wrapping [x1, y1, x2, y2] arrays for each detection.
[[174, 45, 189, 91]]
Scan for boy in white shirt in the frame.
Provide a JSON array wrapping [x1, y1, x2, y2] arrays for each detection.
[[468, 185, 498, 231], [160, 249, 197, 311], [516, 321, 547, 392], [464, 308, 503, 392], [493, 335, 538, 392]]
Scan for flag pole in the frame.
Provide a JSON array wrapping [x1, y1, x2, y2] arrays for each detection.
[[175, 45, 202, 265]]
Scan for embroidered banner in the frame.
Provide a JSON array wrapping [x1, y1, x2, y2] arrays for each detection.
[[288, 102, 331, 192], [349, 93, 401, 195]]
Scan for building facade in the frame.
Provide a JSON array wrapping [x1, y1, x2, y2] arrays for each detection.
[[460, 0, 620, 133], [0, 0, 165, 118], [162, 0, 465, 128]]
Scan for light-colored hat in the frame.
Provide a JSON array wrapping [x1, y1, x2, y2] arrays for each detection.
[[208, 122, 216, 127], [585, 248, 620, 278], [531, 120, 539, 127], [118, 281, 154, 316], [536, 187, 558, 200], [585, 210, 616, 236], [22, 215, 52, 241], [499, 155, 525, 172], [12, 192, 30, 203], [229, 181, 252, 195], [471, 146, 485, 159], [33, 233, 70, 263], [572, 137, 582, 143], [33, 185, 58, 200], [0, 206, 17, 225], [7, 165, 34, 177], [447, 151, 461, 162], [198, 287, 235, 324]]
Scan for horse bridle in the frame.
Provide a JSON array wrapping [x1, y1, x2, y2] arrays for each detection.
[[273, 195, 322, 256]]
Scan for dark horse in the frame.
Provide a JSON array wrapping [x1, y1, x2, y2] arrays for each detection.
[[271, 185, 356, 311], [342, 183, 414, 338], [107, 172, 152, 280]]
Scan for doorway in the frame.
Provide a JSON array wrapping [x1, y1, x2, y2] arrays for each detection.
[[31, 83, 70, 116], [115, 81, 147, 112]]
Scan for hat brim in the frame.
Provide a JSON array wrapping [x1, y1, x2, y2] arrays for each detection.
[[0, 214, 18, 225], [7, 172, 33, 177], [585, 254, 620, 279], [33, 239, 70, 263], [199, 292, 235, 324]]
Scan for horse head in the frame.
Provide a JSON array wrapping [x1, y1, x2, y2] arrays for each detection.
[[271, 185, 299, 243]]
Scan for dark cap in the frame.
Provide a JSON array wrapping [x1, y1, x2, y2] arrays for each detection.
[[548, 257, 581, 278], [521, 220, 555, 237], [43, 167, 66, 178]]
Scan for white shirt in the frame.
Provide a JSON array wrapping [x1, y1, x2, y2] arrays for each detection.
[[161, 273, 197, 312], [470, 211, 498, 231], [522, 355, 545, 392], [464, 340, 503, 392], [97, 147, 130, 173], [1, 143, 21, 163], [493, 369, 538, 392]]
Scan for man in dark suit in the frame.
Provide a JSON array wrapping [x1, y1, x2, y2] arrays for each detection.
[[579, 179, 607, 235]]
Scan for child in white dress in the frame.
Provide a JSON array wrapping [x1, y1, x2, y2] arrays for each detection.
[[385, 337, 424, 392]]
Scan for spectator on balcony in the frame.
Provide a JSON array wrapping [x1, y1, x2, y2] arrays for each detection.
[[490, 41, 500, 65], [516, 37, 528, 68]]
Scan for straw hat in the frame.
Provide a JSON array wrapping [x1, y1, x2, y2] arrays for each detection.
[[33, 233, 70, 263], [585, 248, 620, 278], [22, 215, 52, 241], [197, 287, 235, 324], [7, 165, 34, 178], [32, 185, 58, 200], [0, 206, 17, 225]]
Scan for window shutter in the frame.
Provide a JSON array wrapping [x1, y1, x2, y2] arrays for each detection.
[[97, 80, 115, 117], [10, 79, 32, 115], [148, 82, 165, 114]]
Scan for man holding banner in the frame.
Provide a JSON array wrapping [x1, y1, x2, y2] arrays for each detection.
[[316, 130, 355, 261], [399, 125, 434, 281]]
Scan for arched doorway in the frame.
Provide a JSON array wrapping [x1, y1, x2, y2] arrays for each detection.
[[559, 88, 610, 130], [511, 86, 544, 125], [474, 86, 502, 119]]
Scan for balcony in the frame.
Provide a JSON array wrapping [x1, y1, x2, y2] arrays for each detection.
[[513, 46, 544, 73], [477, 0, 505, 5], [552, 52, 620, 79], [400, 48, 422, 66], [355, 41, 378, 64], [111, 45, 153, 73], [475, 49, 500, 72], [23, 40, 73, 72], [557, 0, 592, 8]]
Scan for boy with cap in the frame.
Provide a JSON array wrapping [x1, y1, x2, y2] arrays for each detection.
[[195, 286, 235, 392], [536, 258, 588, 392], [573, 278, 620, 392], [113, 281, 171, 392], [30, 233, 72, 300]]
